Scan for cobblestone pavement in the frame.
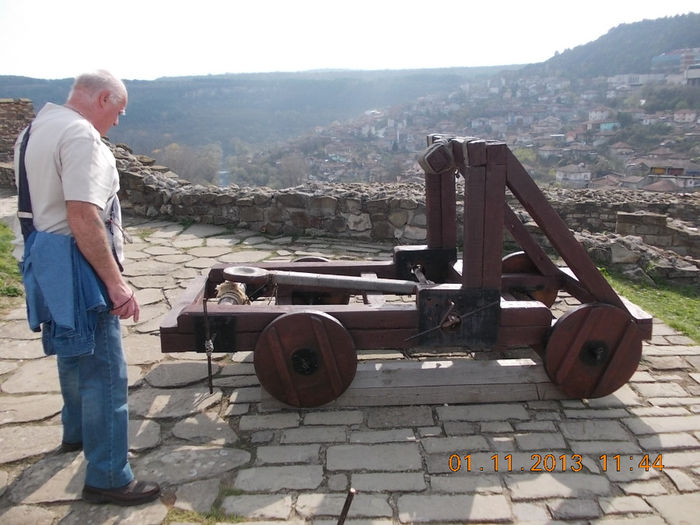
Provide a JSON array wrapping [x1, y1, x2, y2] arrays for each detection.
[[1, 188, 699, 524]]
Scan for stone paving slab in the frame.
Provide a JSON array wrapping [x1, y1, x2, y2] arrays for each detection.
[[0, 337, 44, 360], [59, 500, 169, 525], [173, 477, 220, 513], [123, 334, 167, 364], [130, 419, 161, 451], [0, 321, 41, 340], [0, 362, 17, 376], [128, 387, 223, 418], [0, 357, 61, 393], [0, 424, 62, 463], [0, 206, 699, 524], [144, 361, 221, 388], [135, 445, 251, 485], [220, 493, 293, 520], [398, 494, 512, 523], [234, 465, 324, 491], [0, 393, 62, 424], [296, 493, 393, 519], [8, 452, 85, 504], [0, 504, 58, 524], [172, 412, 238, 445]]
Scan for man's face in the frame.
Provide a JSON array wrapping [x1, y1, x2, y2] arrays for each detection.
[[94, 91, 127, 136]]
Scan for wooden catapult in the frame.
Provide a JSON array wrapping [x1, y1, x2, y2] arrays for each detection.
[[160, 135, 652, 407]]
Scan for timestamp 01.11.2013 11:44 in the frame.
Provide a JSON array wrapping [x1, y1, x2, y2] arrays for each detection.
[[448, 453, 664, 473]]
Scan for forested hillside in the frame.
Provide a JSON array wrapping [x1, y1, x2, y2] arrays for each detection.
[[526, 13, 700, 78], [0, 67, 508, 155]]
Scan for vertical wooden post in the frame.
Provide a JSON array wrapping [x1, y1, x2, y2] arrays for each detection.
[[425, 171, 444, 249], [462, 164, 486, 287], [425, 171, 456, 250], [424, 135, 457, 251], [462, 141, 505, 289], [440, 169, 457, 250], [482, 143, 506, 288]]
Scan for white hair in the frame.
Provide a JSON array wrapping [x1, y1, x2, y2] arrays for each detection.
[[68, 70, 127, 103]]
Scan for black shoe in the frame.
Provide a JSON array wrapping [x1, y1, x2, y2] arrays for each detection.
[[59, 441, 83, 453], [82, 480, 161, 506]]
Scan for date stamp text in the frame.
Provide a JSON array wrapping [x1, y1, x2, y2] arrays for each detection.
[[448, 453, 664, 473]]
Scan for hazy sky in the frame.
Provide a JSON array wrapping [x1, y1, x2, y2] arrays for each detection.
[[1, 0, 698, 80]]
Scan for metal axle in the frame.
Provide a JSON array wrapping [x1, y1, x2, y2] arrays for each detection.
[[224, 266, 419, 295]]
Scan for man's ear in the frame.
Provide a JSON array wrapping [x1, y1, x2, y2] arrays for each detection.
[[98, 90, 111, 108]]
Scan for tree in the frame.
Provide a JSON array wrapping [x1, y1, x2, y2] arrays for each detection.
[[640, 85, 700, 112], [191, 144, 223, 184], [381, 156, 405, 182], [617, 112, 634, 128], [153, 142, 221, 184], [513, 147, 536, 165], [277, 153, 308, 188]]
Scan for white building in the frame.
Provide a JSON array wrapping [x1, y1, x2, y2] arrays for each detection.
[[555, 164, 592, 188]]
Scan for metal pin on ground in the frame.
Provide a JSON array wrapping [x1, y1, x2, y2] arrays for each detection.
[[337, 487, 356, 525]]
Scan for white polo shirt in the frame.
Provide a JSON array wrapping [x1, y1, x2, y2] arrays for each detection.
[[13, 103, 122, 261]]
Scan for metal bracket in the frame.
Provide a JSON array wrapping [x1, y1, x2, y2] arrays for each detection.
[[417, 286, 501, 347], [393, 246, 457, 283]]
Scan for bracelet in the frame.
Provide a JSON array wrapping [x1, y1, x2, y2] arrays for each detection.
[[112, 292, 134, 310]]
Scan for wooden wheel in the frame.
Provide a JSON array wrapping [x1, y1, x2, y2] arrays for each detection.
[[292, 256, 331, 263], [502, 251, 558, 307], [544, 303, 642, 399], [254, 311, 357, 407]]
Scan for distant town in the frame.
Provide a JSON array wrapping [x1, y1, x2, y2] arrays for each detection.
[[242, 47, 699, 192]]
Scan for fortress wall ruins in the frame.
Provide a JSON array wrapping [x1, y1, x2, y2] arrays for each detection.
[[0, 99, 34, 163]]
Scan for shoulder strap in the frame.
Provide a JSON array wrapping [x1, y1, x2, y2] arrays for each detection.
[[17, 123, 36, 241]]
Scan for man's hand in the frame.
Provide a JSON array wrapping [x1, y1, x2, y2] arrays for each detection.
[[109, 287, 140, 322], [66, 200, 139, 321]]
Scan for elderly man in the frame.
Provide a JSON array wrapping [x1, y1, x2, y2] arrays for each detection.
[[14, 70, 160, 505]]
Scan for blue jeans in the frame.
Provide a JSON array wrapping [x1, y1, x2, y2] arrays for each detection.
[[56, 311, 134, 489]]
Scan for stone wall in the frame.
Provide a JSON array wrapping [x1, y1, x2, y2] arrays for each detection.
[[0, 99, 34, 162], [0, 162, 13, 186], [114, 141, 700, 242], [117, 153, 431, 243], [576, 229, 699, 286], [539, 189, 699, 234], [616, 212, 700, 259]]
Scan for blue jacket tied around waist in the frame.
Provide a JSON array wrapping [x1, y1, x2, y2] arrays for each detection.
[[22, 231, 109, 357]]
